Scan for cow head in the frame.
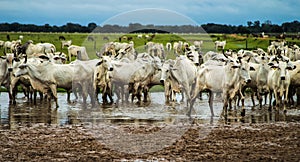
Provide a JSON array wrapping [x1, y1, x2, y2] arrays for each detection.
[[269, 61, 295, 81], [13, 64, 28, 77], [96, 56, 113, 71], [159, 60, 174, 84], [185, 49, 200, 66], [239, 61, 254, 84]]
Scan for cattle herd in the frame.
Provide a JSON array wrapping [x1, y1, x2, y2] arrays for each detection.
[[1, 35, 300, 118]]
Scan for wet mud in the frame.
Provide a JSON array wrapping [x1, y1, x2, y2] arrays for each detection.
[[0, 92, 299, 161]]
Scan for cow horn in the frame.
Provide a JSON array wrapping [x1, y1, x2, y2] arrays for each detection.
[[96, 51, 102, 58], [125, 46, 131, 51]]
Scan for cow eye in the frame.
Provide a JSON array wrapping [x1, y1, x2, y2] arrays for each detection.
[[166, 70, 169, 72]]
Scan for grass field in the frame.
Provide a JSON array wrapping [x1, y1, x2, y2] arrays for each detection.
[[1, 32, 300, 59]]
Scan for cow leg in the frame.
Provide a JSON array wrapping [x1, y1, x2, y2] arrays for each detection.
[[264, 93, 268, 105], [67, 90, 71, 103], [273, 90, 279, 110], [288, 86, 295, 106], [228, 98, 232, 110], [284, 88, 289, 113], [50, 84, 59, 108], [107, 87, 114, 104], [33, 90, 37, 105], [296, 88, 300, 106], [180, 91, 184, 103], [269, 91, 273, 111], [125, 86, 130, 104], [114, 86, 121, 104], [251, 92, 256, 107], [39, 92, 43, 102], [164, 82, 171, 104], [208, 91, 214, 117]]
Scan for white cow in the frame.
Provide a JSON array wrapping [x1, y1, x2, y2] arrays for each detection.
[[13, 60, 95, 107], [93, 56, 114, 104], [173, 41, 183, 56], [37, 43, 56, 53], [160, 55, 198, 107], [166, 42, 172, 52], [193, 40, 203, 51], [267, 60, 295, 111], [16, 41, 45, 56], [215, 40, 226, 51], [0, 40, 4, 48], [189, 57, 253, 117], [61, 40, 72, 49], [148, 43, 165, 61], [68, 45, 89, 61]]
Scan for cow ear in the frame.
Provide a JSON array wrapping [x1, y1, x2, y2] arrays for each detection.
[[96, 60, 103, 66], [286, 65, 296, 70], [39, 55, 49, 60], [250, 66, 255, 71], [268, 62, 274, 66]]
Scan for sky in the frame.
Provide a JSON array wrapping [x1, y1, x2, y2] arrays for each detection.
[[0, 0, 299, 26]]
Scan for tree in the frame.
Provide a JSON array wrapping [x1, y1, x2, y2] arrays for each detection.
[[88, 22, 97, 32], [247, 21, 253, 27], [254, 20, 260, 28]]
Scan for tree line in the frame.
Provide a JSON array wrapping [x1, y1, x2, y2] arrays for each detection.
[[0, 20, 299, 34]]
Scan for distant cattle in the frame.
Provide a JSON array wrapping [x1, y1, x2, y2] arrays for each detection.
[[102, 36, 109, 41], [215, 40, 226, 51], [87, 35, 95, 41], [59, 36, 66, 40], [61, 40, 72, 49], [67, 45, 89, 61]]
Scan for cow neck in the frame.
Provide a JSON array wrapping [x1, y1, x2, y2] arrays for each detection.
[[97, 64, 108, 82], [224, 63, 239, 87]]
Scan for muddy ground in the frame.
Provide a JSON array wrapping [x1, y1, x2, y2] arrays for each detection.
[[0, 92, 300, 161], [0, 122, 299, 161]]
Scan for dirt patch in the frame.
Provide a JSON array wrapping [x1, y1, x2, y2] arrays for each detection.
[[0, 122, 299, 161]]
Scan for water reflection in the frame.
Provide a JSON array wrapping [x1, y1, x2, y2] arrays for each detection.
[[0, 92, 300, 130]]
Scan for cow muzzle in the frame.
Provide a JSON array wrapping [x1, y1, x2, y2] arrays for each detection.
[[246, 79, 251, 84], [160, 80, 164, 84], [109, 67, 113, 71], [281, 76, 286, 80], [8, 68, 13, 72]]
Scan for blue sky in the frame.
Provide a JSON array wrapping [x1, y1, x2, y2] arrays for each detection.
[[0, 0, 299, 26]]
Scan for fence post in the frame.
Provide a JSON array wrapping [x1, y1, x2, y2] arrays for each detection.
[[245, 39, 248, 49]]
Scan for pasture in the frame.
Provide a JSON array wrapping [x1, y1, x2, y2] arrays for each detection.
[[0, 32, 300, 161], [2, 32, 300, 60]]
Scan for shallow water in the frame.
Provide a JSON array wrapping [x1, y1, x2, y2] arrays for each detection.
[[0, 92, 300, 130]]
